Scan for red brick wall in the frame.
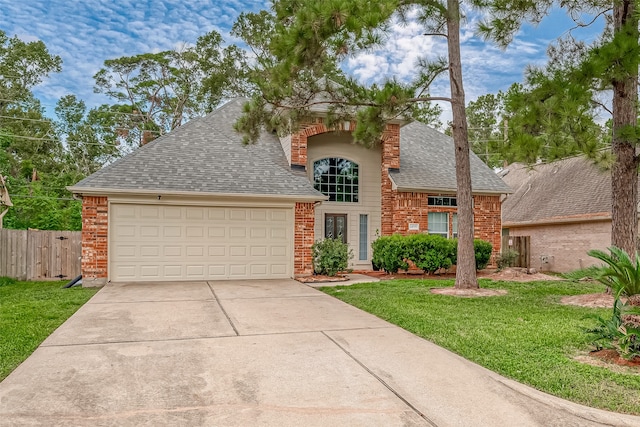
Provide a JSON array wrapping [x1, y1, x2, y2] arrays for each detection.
[[290, 120, 329, 167], [381, 191, 502, 263], [473, 195, 502, 261], [294, 202, 315, 276], [81, 196, 108, 285], [381, 123, 401, 235]]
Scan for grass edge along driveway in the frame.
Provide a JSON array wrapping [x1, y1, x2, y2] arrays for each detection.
[[321, 279, 640, 415], [0, 279, 98, 381]]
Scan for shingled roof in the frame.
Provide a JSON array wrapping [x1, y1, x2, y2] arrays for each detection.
[[69, 99, 325, 200], [70, 98, 510, 198], [390, 122, 511, 194], [501, 156, 620, 226]]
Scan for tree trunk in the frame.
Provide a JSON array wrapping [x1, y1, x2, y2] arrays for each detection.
[[611, 0, 639, 255], [447, 0, 477, 289]]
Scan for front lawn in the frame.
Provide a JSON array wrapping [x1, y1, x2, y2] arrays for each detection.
[[321, 279, 640, 415], [0, 278, 98, 381]]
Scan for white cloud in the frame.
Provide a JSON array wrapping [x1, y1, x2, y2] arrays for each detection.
[[0, 0, 600, 125]]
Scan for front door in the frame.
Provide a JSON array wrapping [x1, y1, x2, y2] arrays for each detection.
[[325, 214, 347, 244]]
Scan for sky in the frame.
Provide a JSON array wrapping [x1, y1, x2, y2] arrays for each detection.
[[0, 0, 605, 126]]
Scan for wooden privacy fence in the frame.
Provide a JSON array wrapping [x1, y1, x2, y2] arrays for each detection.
[[0, 229, 81, 281], [501, 235, 531, 268]]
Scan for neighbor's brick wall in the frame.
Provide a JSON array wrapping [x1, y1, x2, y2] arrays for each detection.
[[508, 220, 611, 272], [294, 202, 315, 276], [81, 196, 108, 285]]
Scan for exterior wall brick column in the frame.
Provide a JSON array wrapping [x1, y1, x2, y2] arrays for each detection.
[[381, 123, 400, 236], [81, 196, 108, 286], [290, 120, 329, 167], [473, 195, 502, 264], [294, 202, 315, 276]]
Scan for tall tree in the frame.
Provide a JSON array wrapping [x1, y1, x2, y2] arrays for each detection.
[[466, 92, 505, 168], [234, 1, 486, 288], [93, 30, 247, 147], [0, 30, 62, 111], [481, 1, 640, 255], [55, 95, 121, 177]]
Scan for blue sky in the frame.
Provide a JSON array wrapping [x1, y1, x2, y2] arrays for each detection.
[[1, 0, 604, 124]]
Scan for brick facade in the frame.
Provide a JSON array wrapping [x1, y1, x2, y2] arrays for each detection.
[[290, 121, 329, 167], [508, 220, 611, 273], [381, 123, 400, 235], [290, 120, 503, 266], [81, 196, 108, 286], [294, 202, 316, 276], [382, 190, 502, 263], [472, 195, 503, 261], [80, 121, 502, 282]]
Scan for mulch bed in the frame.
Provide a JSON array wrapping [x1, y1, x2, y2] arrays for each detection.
[[589, 349, 640, 369], [357, 267, 563, 283], [296, 275, 349, 283]]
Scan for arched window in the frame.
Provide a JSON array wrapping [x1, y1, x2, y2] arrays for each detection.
[[313, 158, 359, 202]]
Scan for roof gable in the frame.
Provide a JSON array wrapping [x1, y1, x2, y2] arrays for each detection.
[[70, 99, 323, 199]]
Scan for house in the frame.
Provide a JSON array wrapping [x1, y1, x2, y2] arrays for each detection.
[[69, 99, 510, 285], [501, 156, 638, 272]]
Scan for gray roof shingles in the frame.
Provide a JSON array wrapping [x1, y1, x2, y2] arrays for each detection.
[[72, 99, 510, 197], [391, 122, 511, 194], [501, 157, 616, 224], [71, 99, 324, 199]]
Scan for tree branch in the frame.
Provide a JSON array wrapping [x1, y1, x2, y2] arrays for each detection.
[[423, 32, 448, 38], [590, 99, 613, 115], [567, 9, 611, 33], [408, 96, 452, 104]]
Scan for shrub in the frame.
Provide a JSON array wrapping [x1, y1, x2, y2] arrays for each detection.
[[373, 235, 495, 274], [586, 246, 640, 359], [474, 239, 493, 270], [588, 247, 640, 298], [586, 296, 640, 359], [496, 249, 519, 270], [312, 238, 353, 276], [371, 234, 409, 273], [406, 234, 455, 274]]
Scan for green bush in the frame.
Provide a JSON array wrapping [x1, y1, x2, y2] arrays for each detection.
[[371, 234, 409, 273], [586, 247, 640, 359], [588, 247, 640, 297], [474, 239, 493, 270], [406, 234, 456, 273], [496, 249, 519, 270], [312, 238, 353, 276], [372, 234, 494, 274]]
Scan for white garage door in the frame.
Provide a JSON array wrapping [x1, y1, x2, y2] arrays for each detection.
[[110, 204, 293, 282]]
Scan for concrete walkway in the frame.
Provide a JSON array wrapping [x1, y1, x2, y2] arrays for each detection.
[[1, 279, 639, 426]]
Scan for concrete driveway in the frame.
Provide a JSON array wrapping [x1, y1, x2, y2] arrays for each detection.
[[1, 279, 639, 426]]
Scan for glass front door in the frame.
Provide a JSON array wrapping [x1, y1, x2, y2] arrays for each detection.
[[325, 214, 347, 244]]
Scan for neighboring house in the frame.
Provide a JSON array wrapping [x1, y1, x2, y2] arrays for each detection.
[[69, 98, 509, 285], [501, 156, 638, 272]]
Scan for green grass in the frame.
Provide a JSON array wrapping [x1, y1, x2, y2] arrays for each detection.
[[0, 278, 98, 381], [321, 279, 640, 415]]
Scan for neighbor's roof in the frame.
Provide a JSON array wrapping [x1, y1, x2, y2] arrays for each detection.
[[390, 122, 511, 194], [501, 156, 619, 226], [69, 98, 325, 200]]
